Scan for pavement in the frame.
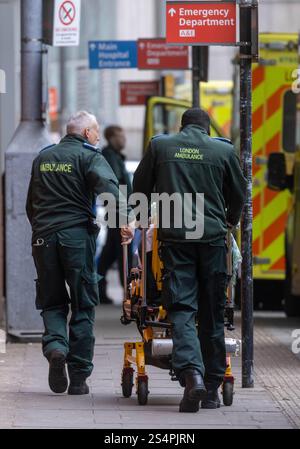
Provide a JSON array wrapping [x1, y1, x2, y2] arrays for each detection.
[[0, 270, 300, 429]]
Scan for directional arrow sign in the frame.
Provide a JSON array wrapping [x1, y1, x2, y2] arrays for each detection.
[[89, 41, 137, 69], [166, 1, 238, 46], [168, 8, 176, 17]]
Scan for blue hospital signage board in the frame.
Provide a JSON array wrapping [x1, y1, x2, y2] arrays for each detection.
[[89, 41, 137, 69]]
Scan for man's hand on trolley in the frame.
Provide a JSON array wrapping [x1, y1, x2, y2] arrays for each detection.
[[226, 221, 234, 230], [121, 220, 136, 245]]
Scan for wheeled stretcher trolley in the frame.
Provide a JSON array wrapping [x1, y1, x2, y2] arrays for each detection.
[[120, 227, 241, 406]]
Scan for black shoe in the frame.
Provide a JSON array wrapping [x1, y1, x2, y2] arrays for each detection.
[[201, 389, 221, 409], [98, 280, 113, 304], [101, 296, 114, 305], [47, 350, 68, 394], [179, 369, 207, 413], [68, 379, 89, 395]]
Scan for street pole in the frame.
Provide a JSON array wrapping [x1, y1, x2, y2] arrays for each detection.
[[5, 0, 51, 340], [160, 75, 169, 134], [192, 46, 200, 108], [192, 46, 209, 108], [59, 47, 67, 135], [240, 0, 258, 388], [21, 0, 44, 122]]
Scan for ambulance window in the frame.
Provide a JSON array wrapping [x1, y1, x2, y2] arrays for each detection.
[[152, 103, 222, 137], [296, 94, 300, 150], [282, 91, 297, 153], [152, 104, 186, 136]]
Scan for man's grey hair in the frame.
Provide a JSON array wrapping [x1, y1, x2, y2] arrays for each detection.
[[66, 111, 98, 135]]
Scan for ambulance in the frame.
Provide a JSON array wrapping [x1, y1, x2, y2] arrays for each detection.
[[264, 34, 300, 316]]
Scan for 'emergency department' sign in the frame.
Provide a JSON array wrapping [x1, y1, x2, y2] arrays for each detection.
[[166, 1, 238, 46], [138, 39, 189, 70], [43, 0, 81, 47]]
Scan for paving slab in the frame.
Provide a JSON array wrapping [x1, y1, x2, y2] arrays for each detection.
[[0, 301, 299, 429]]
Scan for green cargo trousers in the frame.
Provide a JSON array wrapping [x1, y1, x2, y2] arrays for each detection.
[[32, 226, 100, 381], [160, 240, 227, 390]]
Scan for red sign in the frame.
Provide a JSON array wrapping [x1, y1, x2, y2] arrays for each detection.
[[59, 1, 76, 26], [138, 39, 189, 70], [166, 1, 237, 45], [120, 81, 160, 106]]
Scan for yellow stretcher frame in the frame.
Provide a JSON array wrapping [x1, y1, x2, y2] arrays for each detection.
[[121, 229, 238, 406]]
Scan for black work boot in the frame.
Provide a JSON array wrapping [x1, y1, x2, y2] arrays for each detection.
[[179, 369, 207, 413], [99, 281, 113, 305], [68, 379, 89, 395], [201, 389, 221, 409], [47, 350, 68, 394], [101, 295, 114, 305]]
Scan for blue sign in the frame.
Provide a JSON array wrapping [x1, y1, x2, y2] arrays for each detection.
[[89, 41, 137, 69]]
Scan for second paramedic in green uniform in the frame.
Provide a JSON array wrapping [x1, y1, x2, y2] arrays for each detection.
[[26, 111, 134, 396], [133, 109, 246, 412]]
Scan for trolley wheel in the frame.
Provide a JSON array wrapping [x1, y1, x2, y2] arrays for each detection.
[[222, 381, 234, 406], [137, 377, 149, 405], [121, 368, 134, 398]]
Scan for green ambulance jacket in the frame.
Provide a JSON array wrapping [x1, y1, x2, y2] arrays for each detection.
[[26, 134, 130, 242], [133, 124, 247, 243]]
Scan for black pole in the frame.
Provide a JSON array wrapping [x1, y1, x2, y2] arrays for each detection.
[[192, 46, 200, 108], [192, 46, 209, 108], [160, 76, 169, 134], [240, 0, 256, 388]]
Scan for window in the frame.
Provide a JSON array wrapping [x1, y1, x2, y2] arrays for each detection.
[[152, 103, 222, 138], [282, 90, 297, 153]]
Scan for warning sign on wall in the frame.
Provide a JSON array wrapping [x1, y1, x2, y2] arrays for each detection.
[[120, 81, 160, 106], [49, 87, 58, 121], [43, 0, 81, 47]]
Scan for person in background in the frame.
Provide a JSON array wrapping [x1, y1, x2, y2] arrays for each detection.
[[98, 126, 133, 304]]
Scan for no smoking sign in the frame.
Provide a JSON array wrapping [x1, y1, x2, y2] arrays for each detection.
[[43, 0, 82, 46], [59, 1, 76, 26]]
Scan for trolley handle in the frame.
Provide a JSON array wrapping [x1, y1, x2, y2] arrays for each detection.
[[226, 228, 233, 277], [123, 244, 128, 302], [141, 227, 147, 308], [226, 227, 235, 309]]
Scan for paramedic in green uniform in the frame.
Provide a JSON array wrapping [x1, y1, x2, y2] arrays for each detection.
[[26, 111, 134, 395], [133, 108, 246, 412]]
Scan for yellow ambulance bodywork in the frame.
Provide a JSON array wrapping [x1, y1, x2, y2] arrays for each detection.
[[292, 144, 300, 296], [252, 33, 299, 281], [175, 80, 233, 138]]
